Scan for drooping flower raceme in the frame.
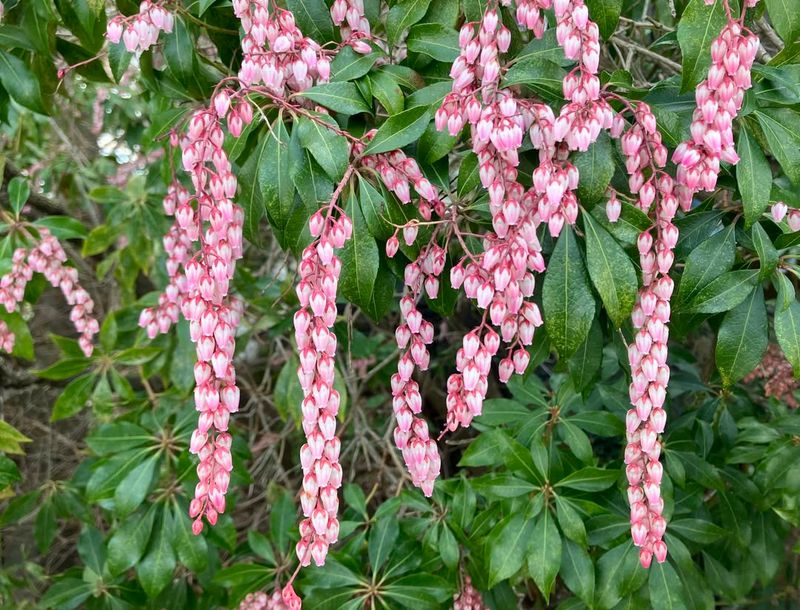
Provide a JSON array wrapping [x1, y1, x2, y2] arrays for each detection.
[[140, 106, 245, 535], [106, 1, 174, 53], [0, 228, 98, 357], [673, 18, 759, 210], [293, 183, 354, 567], [615, 101, 676, 568]]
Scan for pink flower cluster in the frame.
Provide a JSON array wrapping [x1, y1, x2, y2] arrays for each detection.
[[390, 271, 441, 496], [360, 146, 443, 225], [507, 0, 550, 37], [0, 228, 98, 357], [237, 585, 301, 610], [453, 576, 488, 610], [140, 107, 245, 534], [771, 201, 800, 231], [330, 0, 370, 38], [234, 1, 330, 95], [673, 20, 758, 209], [435, 12, 546, 432], [293, 205, 353, 567], [617, 102, 677, 569], [106, 1, 174, 53]]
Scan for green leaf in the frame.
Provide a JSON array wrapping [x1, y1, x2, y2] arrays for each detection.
[[368, 69, 404, 115], [568, 317, 603, 392], [286, 0, 335, 43], [583, 213, 638, 326], [40, 579, 92, 610], [685, 269, 759, 314], [114, 454, 158, 516], [595, 541, 648, 609], [774, 271, 795, 312], [107, 506, 157, 575], [0, 49, 46, 114], [77, 526, 106, 574], [163, 18, 195, 84], [86, 422, 152, 455], [574, 133, 615, 206], [407, 24, 460, 61], [669, 519, 728, 544], [173, 504, 209, 573], [502, 60, 566, 98], [298, 82, 371, 115], [561, 538, 595, 604], [137, 510, 177, 598], [677, 0, 727, 93], [0, 455, 20, 488], [115, 347, 161, 365], [362, 106, 431, 155], [649, 561, 689, 610], [555, 495, 588, 546], [774, 297, 800, 376], [51, 375, 94, 421], [487, 513, 535, 587], [676, 224, 735, 305], [357, 177, 391, 239], [542, 228, 596, 358], [32, 216, 88, 240], [765, 0, 800, 44], [8, 177, 30, 216], [555, 467, 618, 492], [472, 473, 537, 498], [754, 108, 800, 185], [369, 516, 399, 573], [330, 46, 382, 82], [527, 509, 561, 601], [0, 311, 33, 360], [751, 223, 778, 280], [737, 127, 772, 228], [386, 0, 432, 45], [108, 38, 132, 82], [586, 0, 622, 39], [82, 225, 116, 256], [339, 197, 381, 315], [459, 430, 506, 467], [244, 119, 291, 244], [457, 153, 480, 198], [716, 286, 768, 386], [297, 115, 350, 181], [270, 491, 296, 556]]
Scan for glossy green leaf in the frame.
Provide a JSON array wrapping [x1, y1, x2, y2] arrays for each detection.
[[754, 108, 800, 185], [339, 197, 381, 314], [51, 374, 94, 421], [542, 228, 596, 358], [555, 467, 618, 492], [686, 269, 759, 314], [677, 0, 726, 92], [369, 516, 399, 573], [137, 510, 177, 598], [107, 506, 157, 575], [386, 0, 432, 45], [774, 297, 800, 376], [764, 0, 800, 44], [561, 538, 595, 604], [595, 541, 648, 609], [0, 49, 46, 114], [362, 105, 431, 155], [586, 0, 622, 39], [287, 0, 336, 43], [583, 213, 638, 326], [407, 24, 460, 61], [8, 177, 30, 216], [649, 560, 689, 610], [297, 115, 350, 181], [574, 133, 616, 206], [528, 509, 561, 601], [737, 127, 772, 228], [676, 224, 735, 305], [114, 454, 158, 516], [298, 82, 371, 115], [716, 286, 767, 386], [487, 512, 535, 587]]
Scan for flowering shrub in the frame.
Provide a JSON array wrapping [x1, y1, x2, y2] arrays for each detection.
[[1, 0, 800, 607]]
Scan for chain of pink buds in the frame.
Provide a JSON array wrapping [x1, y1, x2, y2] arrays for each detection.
[[293, 203, 353, 568], [140, 108, 245, 534], [615, 102, 677, 569], [106, 1, 174, 53], [673, 18, 758, 210], [453, 576, 488, 610], [0, 229, 98, 357], [237, 585, 301, 610], [233, 2, 331, 95], [389, 260, 442, 496]]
